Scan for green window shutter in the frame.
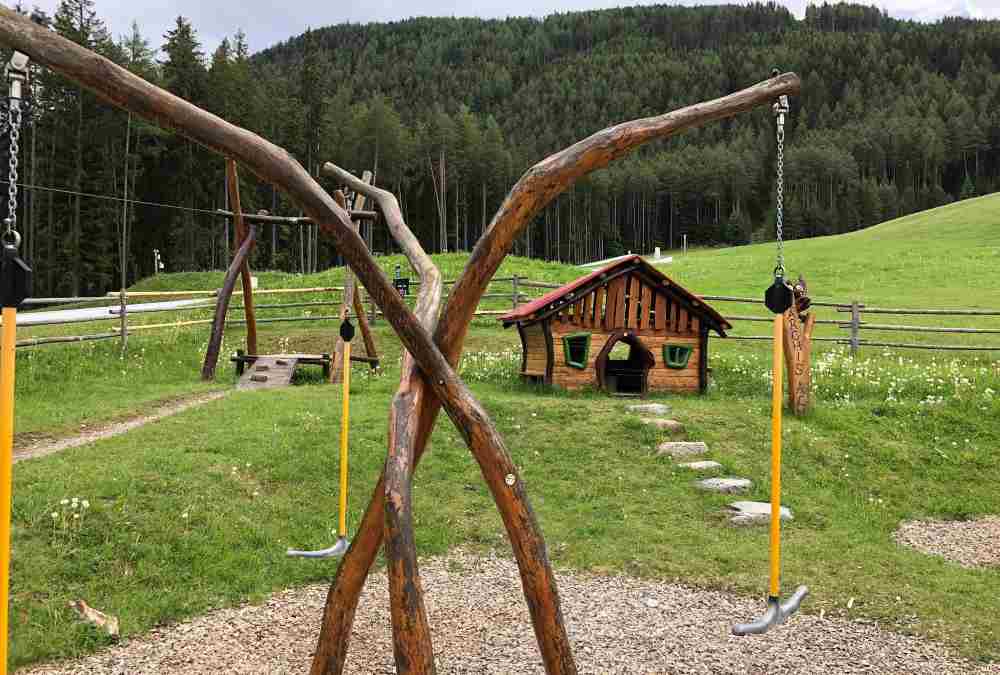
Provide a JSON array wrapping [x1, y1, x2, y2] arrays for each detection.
[[663, 343, 693, 370], [562, 333, 591, 369]]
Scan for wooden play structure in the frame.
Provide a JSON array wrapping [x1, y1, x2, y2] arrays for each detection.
[[500, 256, 730, 394], [0, 10, 801, 673], [200, 160, 381, 386]]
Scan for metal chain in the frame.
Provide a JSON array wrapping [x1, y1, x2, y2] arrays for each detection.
[[775, 118, 784, 275], [773, 93, 788, 278], [6, 102, 21, 237]]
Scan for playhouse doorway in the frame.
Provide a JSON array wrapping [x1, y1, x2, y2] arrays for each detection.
[[595, 332, 655, 396]]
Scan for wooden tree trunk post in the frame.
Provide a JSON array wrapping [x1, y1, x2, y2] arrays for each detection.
[[351, 291, 379, 364], [312, 75, 801, 675], [226, 159, 258, 356], [330, 172, 373, 383], [850, 300, 861, 358], [325, 165, 442, 674], [118, 288, 127, 350], [201, 224, 256, 380]]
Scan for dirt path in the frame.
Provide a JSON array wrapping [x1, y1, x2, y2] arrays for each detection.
[[20, 550, 1000, 674], [13, 390, 229, 463]]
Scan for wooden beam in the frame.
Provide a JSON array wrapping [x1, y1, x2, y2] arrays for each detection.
[[201, 224, 255, 380], [226, 160, 258, 356], [351, 292, 379, 362]]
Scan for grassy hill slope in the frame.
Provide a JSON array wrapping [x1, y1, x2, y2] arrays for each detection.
[[667, 193, 1000, 309]]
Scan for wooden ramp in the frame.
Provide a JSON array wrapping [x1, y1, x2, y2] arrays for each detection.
[[237, 355, 299, 391]]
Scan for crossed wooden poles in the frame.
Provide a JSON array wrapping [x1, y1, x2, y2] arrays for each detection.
[[0, 10, 800, 673]]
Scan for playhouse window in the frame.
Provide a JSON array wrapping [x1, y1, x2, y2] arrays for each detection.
[[562, 333, 591, 369], [663, 344, 693, 369]]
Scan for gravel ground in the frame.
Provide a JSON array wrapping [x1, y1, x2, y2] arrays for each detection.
[[13, 391, 228, 464], [894, 516, 1000, 568], [21, 550, 1000, 675]]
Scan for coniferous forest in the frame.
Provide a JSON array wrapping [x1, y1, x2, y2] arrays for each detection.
[[3, 1, 1000, 296]]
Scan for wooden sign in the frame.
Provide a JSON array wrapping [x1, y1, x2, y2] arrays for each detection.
[[782, 276, 816, 416]]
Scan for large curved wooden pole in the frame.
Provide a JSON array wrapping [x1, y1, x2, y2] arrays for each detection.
[[0, 16, 576, 674], [201, 224, 256, 380], [311, 73, 802, 673], [325, 164, 440, 674]]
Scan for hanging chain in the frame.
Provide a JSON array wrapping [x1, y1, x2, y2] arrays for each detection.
[[4, 53, 29, 243], [5, 103, 21, 238], [773, 93, 789, 278]]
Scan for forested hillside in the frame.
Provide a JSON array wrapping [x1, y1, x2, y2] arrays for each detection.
[[4, 1, 1000, 296]]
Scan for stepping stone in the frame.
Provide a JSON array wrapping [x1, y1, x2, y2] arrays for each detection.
[[678, 460, 723, 473], [727, 500, 793, 526], [641, 418, 685, 433], [250, 374, 269, 383], [656, 441, 708, 458], [627, 403, 671, 415], [696, 477, 752, 494]]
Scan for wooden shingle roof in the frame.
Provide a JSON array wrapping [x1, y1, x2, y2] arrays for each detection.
[[498, 255, 730, 336]]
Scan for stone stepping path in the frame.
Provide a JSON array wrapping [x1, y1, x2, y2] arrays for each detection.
[[627, 403, 671, 415], [656, 441, 708, 458], [627, 406, 769, 523], [727, 500, 793, 525], [696, 477, 752, 494], [677, 460, 723, 473], [641, 418, 684, 433]]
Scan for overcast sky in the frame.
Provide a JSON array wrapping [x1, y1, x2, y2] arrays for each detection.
[[23, 0, 1000, 54]]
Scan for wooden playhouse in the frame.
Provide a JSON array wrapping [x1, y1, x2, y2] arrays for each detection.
[[499, 256, 730, 395]]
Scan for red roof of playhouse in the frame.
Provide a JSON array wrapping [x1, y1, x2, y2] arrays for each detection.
[[498, 255, 731, 335]]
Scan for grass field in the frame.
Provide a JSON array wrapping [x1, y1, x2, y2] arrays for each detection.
[[7, 196, 1000, 668]]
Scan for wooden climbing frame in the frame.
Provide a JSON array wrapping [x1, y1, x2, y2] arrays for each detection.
[[200, 163, 381, 383], [0, 13, 801, 673]]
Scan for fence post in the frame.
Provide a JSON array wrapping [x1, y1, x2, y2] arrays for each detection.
[[512, 274, 520, 310], [849, 300, 860, 358], [119, 288, 128, 353]]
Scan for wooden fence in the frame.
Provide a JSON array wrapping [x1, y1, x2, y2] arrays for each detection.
[[15, 276, 1000, 356]]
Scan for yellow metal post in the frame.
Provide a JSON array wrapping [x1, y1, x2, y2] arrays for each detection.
[[338, 342, 351, 538], [768, 313, 783, 599], [0, 306, 17, 673]]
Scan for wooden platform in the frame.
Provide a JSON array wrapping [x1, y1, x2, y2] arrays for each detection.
[[236, 355, 300, 390], [231, 350, 379, 390]]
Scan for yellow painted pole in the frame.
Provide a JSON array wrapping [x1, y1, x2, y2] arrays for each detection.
[[0, 306, 17, 673], [338, 342, 351, 538], [768, 313, 784, 599]]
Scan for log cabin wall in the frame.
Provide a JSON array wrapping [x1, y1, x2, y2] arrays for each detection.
[[549, 322, 701, 391]]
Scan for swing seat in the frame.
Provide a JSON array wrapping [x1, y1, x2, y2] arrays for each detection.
[[287, 536, 350, 559], [732, 585, 809, 636]]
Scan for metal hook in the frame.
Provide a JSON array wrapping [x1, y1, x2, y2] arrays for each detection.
[[0, 229, 20, 250]]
